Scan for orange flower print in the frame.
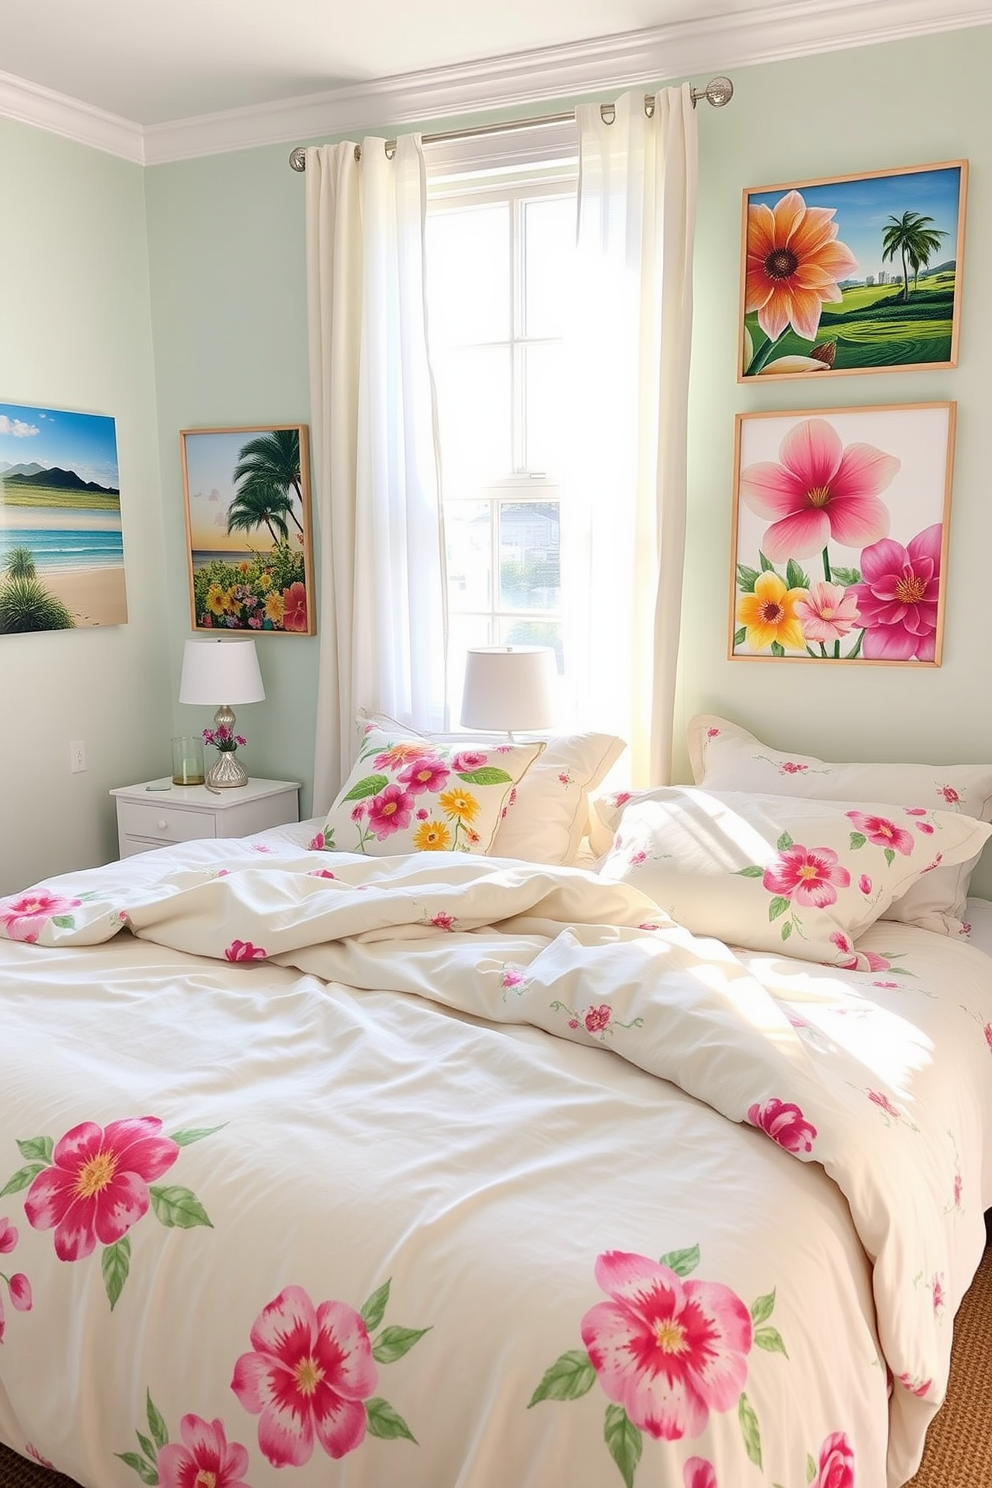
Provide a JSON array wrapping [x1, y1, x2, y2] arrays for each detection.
[[745, 189, 858, 346]]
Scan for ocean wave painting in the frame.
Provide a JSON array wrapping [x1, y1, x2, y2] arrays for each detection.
[[0, 401, 127, 632]]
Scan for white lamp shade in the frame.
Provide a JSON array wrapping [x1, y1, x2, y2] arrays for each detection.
[[179, 638, 265, 705], [460, 645, 556, 733]]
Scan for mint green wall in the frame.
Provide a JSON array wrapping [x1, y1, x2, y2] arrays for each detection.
[[0, 118, 169, 894]]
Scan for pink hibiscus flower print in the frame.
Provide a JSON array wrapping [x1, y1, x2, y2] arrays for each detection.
[[684, 1458, 718, 1488], [810, 1431, 855, 1488], [848, 524, 942, 662], [828, 933, 890, 973], [762, 843, 850, 908], [846, 810, 914, 856], [746, 1097, 817, 1154], [24, 1116, 179, 1261], [580, 1250, 752, 1441], [225, 940, 267, 962], [0, 890, 81, 943], [231, 1284, 377, 1466], [367, 784, 414, 839], [397, 756, 450, 794], [157, 1416, 251, 1488], [794, 580, 860, 643], [738, 417, 897, 563]]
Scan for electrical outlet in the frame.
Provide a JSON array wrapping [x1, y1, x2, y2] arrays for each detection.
[[69, 739, 86, 773]]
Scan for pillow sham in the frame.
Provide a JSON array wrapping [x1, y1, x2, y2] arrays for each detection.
[[357, 710, 625, 865], [322, 727, 545, 856], [597, 787, 992, 967], [683, 714, 992, 935]]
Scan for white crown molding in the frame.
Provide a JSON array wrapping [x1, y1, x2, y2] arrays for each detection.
[[0, 67, 143, 163], [2, 0, 992, 166]]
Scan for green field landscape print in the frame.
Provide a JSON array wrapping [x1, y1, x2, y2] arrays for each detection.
[[740, 160, 966, 381]]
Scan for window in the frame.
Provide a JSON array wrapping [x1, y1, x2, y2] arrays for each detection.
[[425, 158, 578, 718]]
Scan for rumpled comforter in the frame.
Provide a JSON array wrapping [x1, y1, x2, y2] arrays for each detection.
[[1, 834, 991, 1488]]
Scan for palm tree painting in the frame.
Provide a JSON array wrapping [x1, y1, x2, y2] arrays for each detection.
[[181, 424, 316, 635], [739, 161, 966, 381]]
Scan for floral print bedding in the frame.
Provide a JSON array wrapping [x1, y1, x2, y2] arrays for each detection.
[[1, 833, 991, 1488]]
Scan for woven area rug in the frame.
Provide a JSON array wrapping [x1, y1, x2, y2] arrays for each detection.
[[0, 1246, 989, 1488]]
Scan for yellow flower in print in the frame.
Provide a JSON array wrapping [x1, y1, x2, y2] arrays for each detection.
[[737, 570, 808, 653], [265, 591, 285, 625], [206, 583, 227, 617], [439, 787, 480, 823], [414, 820, 452, 851], [258, 570, 273, 591]]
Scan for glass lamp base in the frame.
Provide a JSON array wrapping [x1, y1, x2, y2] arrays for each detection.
[[206, 751, 248, 788]]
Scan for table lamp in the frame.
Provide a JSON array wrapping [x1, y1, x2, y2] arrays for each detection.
[[460, 645, 556, 740], [178, 637, 265, 788]]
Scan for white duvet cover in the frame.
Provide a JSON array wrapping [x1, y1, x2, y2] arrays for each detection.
[[1, 828, 991, 1488]]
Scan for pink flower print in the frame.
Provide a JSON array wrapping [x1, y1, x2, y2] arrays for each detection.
[[583, 1005, 612, 1034], [747, 1098, 817, 1154], [0, 890, 81, 943], [372, 743, 423, 771], [24, 1447, 53, 1470], [611, 792, 632, 810], [937, 784, 961, 806], [24, 1116, 179, 1261], [738, 416, 897, 563], [451, 751, 488, 773], [762, 844, 850, 908], [580, 1251, 752, 1441], [868, 1089, 900, 1119], [430, 912, 456, 932], [897, 1373, 933, 1400], [922, 853, 943, 873], [350, 803, 366, 822], [397, 756, 450, 794], [794, 581, 860, 643], [915, 821, 935, 835], [904, 807, 928, 816], [871, 980, 899, 989], [308, 831, 327, 851], [225, 940, 267, 962], [0, 1216, 32, 1342], [706, 727, 720, 739], [416, 807, 429, 820], [961, 922, 972, 937], [932, 1273, 946, 1315], [829, 934, 891, 973], [628, 850, 647, 869], [684, 1459, 718, 1488], [984, 1023, 992, 1052], [859, 874, 872, 895], [251, 844, 273, 854], [558, 771, 572, 787], [779, 760, 809, 774], [501, 967, 525, 991], [157, 1415, 251, 1488], [308, 869, 336, 879], [810, 1431, 855, 1488], [568, 1018, 579, 1029], [848, 524, 941, 662], [7, 1273, 30, 1311], [231, 1284, 377, 1465], [846, 811, 914, 856], [367, 784, 414, 839], [0, 1218, 16, 1257], [953, 1171, 963, 1208]]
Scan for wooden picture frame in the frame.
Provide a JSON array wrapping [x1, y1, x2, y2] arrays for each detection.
[[729, 402, 955, 665], [180, 424, 316, 636], [739, 160, 967, 381]]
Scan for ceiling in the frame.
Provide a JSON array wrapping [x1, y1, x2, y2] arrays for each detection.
[[0, 0, 990, 162]]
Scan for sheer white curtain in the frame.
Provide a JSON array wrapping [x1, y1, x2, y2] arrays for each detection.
[[563, 84, 697, 785], [305, 134, 447, 814]]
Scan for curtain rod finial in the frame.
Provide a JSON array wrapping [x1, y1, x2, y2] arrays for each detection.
[[289, 146, 307, 172], [692, 76, 734, 108]]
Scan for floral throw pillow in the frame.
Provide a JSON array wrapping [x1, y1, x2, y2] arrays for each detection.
[[597, 787, 992, 967], [682, 713, 992, 935], [321, 728, 545, 856]]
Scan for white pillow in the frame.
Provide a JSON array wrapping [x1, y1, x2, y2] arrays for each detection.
[[597, 787, 992, 966], [358, 711, 625, 865], [683, 714, 992, 935], [322, 727, 544, 856]]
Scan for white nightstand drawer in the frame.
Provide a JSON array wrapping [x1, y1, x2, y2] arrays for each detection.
[[117, 800, 216, 844]]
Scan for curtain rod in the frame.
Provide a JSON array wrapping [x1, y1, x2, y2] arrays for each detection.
[[287, 74, 733, 171]]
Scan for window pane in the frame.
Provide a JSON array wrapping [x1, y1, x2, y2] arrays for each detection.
[[522, 196, 576, 340], [445, 500, 491, 614], [521, 342, 568, 476], [434, 346, 512, 486], [498, 617, 563, 673], [498, 501, 559, 612], [426, 204, 510, 346]]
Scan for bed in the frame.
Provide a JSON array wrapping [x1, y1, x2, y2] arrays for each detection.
[[1, 714, 992, 1488]]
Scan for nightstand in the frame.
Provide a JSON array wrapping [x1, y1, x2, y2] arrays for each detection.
[[110, 776, 301, 858]]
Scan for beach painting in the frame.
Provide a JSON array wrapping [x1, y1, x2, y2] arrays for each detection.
[[180, 424, 315, 635], [0, 401, 126, 633], [739, 160, 967, 380]]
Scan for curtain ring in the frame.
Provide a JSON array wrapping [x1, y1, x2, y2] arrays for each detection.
[[599, 103, 616, 126], [354, 144, 362, 163]]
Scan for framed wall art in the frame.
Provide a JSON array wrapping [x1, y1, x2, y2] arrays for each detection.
[[729, 402, 955, 665], [180, 424, 316, 635], [0, 400, 126, 634], [739, 160, 967, 381]]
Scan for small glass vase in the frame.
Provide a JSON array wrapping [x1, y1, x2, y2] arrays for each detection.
[[206, 749, 248, 789]]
